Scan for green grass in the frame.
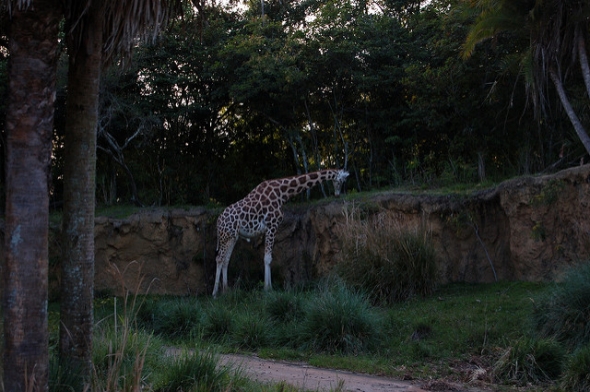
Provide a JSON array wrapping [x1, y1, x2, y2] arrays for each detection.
[[560, 345, 590, 391], [300, 282, 548, 381], [493, 337, 565, 386], [95, 204, 144, 219], [161, 282, 548, 386], [48, 280, 551, 391], [532, 262, 590, 349], [298, 280, 382, 354]]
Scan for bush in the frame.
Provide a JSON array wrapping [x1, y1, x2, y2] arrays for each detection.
[[493, 337, 564, 385], [265, 290, 305, 323], [137, 297, 203, 339], [532, 262, 590, 349], [560, 345, 590, 392], [154, 351, 234, 392], [336, 205, 439, 304], [203, 306, 234, 341], [299, 280, 382, 354], [232, 312, 271, 349], [50, 355, 86, 392], [91, 322, 161, 391]]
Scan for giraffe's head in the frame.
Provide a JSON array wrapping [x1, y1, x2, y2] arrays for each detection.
[[332, 169, 349, 197]]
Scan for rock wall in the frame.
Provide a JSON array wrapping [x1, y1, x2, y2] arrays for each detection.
[[86, 164, 590, 296], [92, 208, 215, 296], [9, 165, 588, 297]]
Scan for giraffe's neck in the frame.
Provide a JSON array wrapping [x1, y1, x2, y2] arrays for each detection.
[[269, 170, 340, 202]]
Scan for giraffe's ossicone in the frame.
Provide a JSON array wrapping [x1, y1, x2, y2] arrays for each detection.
[[212, 169, 349, 297]]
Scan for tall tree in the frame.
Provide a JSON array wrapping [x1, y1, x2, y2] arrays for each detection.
[[59, 0, 180, 386], [462, 0, 590, 155], [59, 0, 106, 384], [3, 0, 62, 390]]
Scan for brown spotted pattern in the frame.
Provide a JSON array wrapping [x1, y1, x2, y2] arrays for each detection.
[[212, 169, 349, 296]]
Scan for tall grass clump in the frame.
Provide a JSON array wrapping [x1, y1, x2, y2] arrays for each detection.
[[154, 351, 235, 392], [50, 354, 87, 392], [232, 312, 271, 349], [260, 291, 305, 348], [91, 322, 158, 391], [265, 290, 305, 323], [493, 337, 564, 386], [560, 345, 590, 391], [89, 264, 159, 391], [299, 279, 382, 354], [532, 261, 590, 349], [203, 306, 234, 342], [336, 204, 438, 304], [136, 296, 203, 340]]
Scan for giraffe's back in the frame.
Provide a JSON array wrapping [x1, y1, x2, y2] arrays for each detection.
[[218, 193, 282, 240]]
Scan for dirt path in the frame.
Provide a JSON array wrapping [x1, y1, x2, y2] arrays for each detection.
[[166, 348, 487, 391], [218, 353, 428, 392]]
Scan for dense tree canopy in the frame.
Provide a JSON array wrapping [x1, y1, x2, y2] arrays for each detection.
[[2, 0, 588, 208]]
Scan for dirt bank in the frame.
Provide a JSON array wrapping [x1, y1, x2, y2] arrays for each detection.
[[37, 164, 590, 296]]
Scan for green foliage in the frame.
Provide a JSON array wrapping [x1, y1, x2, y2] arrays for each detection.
[[560, 345, 590, 392], [37, 0, 566, 210], [232, 312, 271, 350], [493, 337, 565, 385], [336, 205, 439, 304], [532, 262, 590, 349], [154, 351, 233, 392], [298, 280, 383, 354], [530, 180, 565, 207], [50, 355, 86, 392], [91, 321, 160, 391], [265, 290, 305, 323], [136, 297, 203, 340], [49, 280, 554, 390], [203, 306, 234, 342]]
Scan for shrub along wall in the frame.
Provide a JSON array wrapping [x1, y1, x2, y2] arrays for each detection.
[[5, 164, 589, 297]]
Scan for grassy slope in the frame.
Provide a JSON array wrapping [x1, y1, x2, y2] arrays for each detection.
[[82, 281, 550, 391], [262, 282, 547, 383]]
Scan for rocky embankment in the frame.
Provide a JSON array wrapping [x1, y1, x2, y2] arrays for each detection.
[[49, 165, 590, 296]]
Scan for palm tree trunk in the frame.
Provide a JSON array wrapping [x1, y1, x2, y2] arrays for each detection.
[[549, 68, 590, 155], [578, 35, 590, 99], [59, 0, 105, 386], [3, 1, 62, 391]]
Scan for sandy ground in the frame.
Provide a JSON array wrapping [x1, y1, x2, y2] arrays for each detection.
[[217, 353, 429, 392], [166, 348, 488, 391]]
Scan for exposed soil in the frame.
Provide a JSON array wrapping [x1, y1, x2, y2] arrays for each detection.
[[166, 347, 492, 391], [215, 353, 488, 392]]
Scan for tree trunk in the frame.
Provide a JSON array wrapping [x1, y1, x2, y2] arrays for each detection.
[[549, 68, 590, 155], [59, 0, 105, 386], [578, 34, 590, 99], [3, 1, 62, 391]]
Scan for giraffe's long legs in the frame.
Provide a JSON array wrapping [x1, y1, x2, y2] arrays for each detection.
[[213, 263, 222, 298], [263, 232, 276, 291], [264, 252, 272, 291], [213, 236, 237, 297]]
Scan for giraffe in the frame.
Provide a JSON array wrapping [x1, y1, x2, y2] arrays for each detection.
[[212, 169, 349, 297]]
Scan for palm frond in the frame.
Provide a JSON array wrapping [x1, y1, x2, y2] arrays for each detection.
[[461, 0, 526, 59], [5, 0, 33, 13], [64, 0, 183, 65]]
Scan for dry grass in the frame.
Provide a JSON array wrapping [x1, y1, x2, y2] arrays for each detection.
[[335, 203, 438, 304]]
